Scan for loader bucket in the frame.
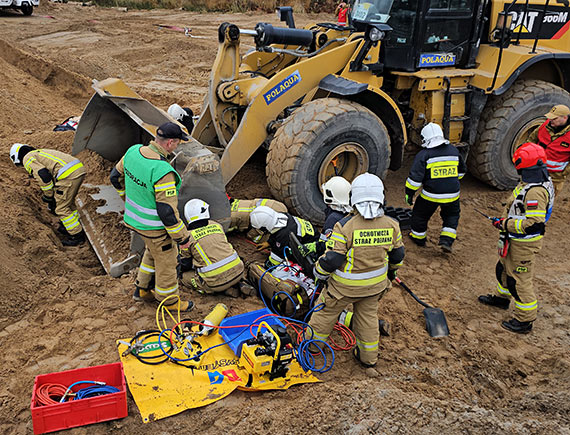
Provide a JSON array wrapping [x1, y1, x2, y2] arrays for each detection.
[[72, 78, 230, 277]]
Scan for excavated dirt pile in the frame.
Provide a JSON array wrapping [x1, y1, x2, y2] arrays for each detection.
[[0, 4, 569, 434]]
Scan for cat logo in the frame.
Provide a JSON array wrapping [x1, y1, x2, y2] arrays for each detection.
[[507, 5, 570, 39]]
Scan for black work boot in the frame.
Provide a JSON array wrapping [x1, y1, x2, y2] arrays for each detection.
[[408, 233, 426, 247], [352, 347, 377, 368], [438, 239, 453, 253], [57, 222, 69, 235], [501, 318, 533, 334], [478, 294, 510, 310], [62, 230, 86, 246], [238, 281, 256, 297]]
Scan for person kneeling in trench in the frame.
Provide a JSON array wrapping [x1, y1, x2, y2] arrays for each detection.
[[178, 199, 254, 298]]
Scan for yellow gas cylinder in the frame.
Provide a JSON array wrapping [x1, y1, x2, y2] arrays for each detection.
[[200, 303, 228, 336]]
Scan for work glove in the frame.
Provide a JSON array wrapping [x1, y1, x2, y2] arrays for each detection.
[[256, 241, 270, 252], [491, 217, 505, 230], [42, 195, 56, 214], [304, 242, 317, 255], [405, 194, 414, 206], [387, 269, 397, 281]]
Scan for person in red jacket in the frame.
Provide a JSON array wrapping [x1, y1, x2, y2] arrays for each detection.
[[528, 104, 570, 196], [335, 2, 349, 25]]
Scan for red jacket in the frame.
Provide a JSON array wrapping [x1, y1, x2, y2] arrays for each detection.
[[537, 120, 570, 172]]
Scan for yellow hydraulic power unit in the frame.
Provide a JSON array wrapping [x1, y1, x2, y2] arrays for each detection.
[[239, 322, 294, 388]]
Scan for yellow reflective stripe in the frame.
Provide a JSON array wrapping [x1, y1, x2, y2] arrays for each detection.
[[258, 199, 268, 206], [24, 157, 36, 173], [343, 248, 354, 273], [57, 161, 84, 180], [410, 231, 426, 240], [37, 151, 66, 165], [155, 283, 178, 295], [195, 243, 211, 265], [514, 300, 538, 311], [312, 331, 329, 341], [40, 182, 54, 191], [356, 338, 379, 350], [330, 232, 346, 243], [405, 177, 422, 190], [420, 192, 459, 203], [395, 231, 402, 242], [61, 212, 80, 230], [140, 263, 155, 274], [315, 262, 330, 276], [512, 186, 523, 198], [199, 256, 242, 278], [154, 182, 177, 192], [496, 282, 511, 296], [115, 188, 125, 196], [237, 207, 256, 212], [525, 211, 546, 216], [511, 235, 543, 242], [441, 231, 457, 239], [391, 261, 404, 267], [332, 270, 387, 287], [166, 221, 185, 235], [426, 159, 458, 169]]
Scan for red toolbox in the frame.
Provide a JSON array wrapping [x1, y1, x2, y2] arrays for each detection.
[[30, 362, 128, 434]]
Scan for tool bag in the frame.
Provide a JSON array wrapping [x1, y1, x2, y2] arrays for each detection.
[[248, 262, 313, 320]]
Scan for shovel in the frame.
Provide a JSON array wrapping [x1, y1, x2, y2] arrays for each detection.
[[395, 277, 450, 338]]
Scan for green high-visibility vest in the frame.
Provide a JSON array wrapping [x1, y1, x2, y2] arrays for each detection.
[[123, 144, 181, 231]]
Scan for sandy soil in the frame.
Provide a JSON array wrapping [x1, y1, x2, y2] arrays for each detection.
[[0, 3, 569, 434]]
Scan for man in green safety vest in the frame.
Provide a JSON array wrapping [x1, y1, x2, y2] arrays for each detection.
[[110, 122, 193, 311]]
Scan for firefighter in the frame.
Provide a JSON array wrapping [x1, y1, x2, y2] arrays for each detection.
[[478, 143, 554, 334], [249, 205, 319, 266], [9, 143, 86, 246], [405, 123, 466, 253], [299, 176, 354, 261], [109, 122, 193, 311], [528, 104, 570, 196], [309, 173, 405, 368], [179, 199, 251, 297], [229, 197, 288, 243]]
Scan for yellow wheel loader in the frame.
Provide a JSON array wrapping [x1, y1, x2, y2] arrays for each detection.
[[74, 2, 570, 275]]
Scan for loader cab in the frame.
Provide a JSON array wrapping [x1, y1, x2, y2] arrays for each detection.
[[350, 0, 482, 71]]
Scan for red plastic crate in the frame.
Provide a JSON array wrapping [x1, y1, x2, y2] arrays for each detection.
[[30, 362, 128, 434]]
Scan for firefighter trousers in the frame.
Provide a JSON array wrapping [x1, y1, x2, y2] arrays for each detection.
[[54, 175, 85, 236], [135, 233, 180, 302], [549, 166, 569, 198], [309, 286, 389, 366], [411, 196, 460, 245], [495, 240, 541, 322]]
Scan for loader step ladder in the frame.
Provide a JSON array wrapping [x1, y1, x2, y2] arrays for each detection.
[[443, 81, 473, 142]]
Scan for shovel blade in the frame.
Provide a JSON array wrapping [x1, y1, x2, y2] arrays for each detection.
[[422, 307, 450, 338]]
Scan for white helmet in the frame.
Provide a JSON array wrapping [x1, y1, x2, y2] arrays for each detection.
[[184, 199, 210, 222], [9, 143, 26, 165], [350, 173, 385, 206], [168, 104, 187, 121], [421, 123, 449, 149], [322, 176, 352, 212], [250, 205, 279, 232]]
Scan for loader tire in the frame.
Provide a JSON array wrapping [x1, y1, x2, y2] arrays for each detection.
[[469, 79, 570, 189], [267, 98, 390, 224]]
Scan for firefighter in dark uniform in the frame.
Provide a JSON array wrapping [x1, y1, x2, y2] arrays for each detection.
[[528, 104, 570, 196], [110, 122, 193, 311], [310, 173, 405, 368], [10, 144, 86, 246], [405, 122, 466, 252], [478, 143, 554, 334]]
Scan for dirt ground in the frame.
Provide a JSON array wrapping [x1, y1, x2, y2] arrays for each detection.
[[1, 3, 569, 434]]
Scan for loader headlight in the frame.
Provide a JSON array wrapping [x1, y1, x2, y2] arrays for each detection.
[[368, 27, 384, 42]]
